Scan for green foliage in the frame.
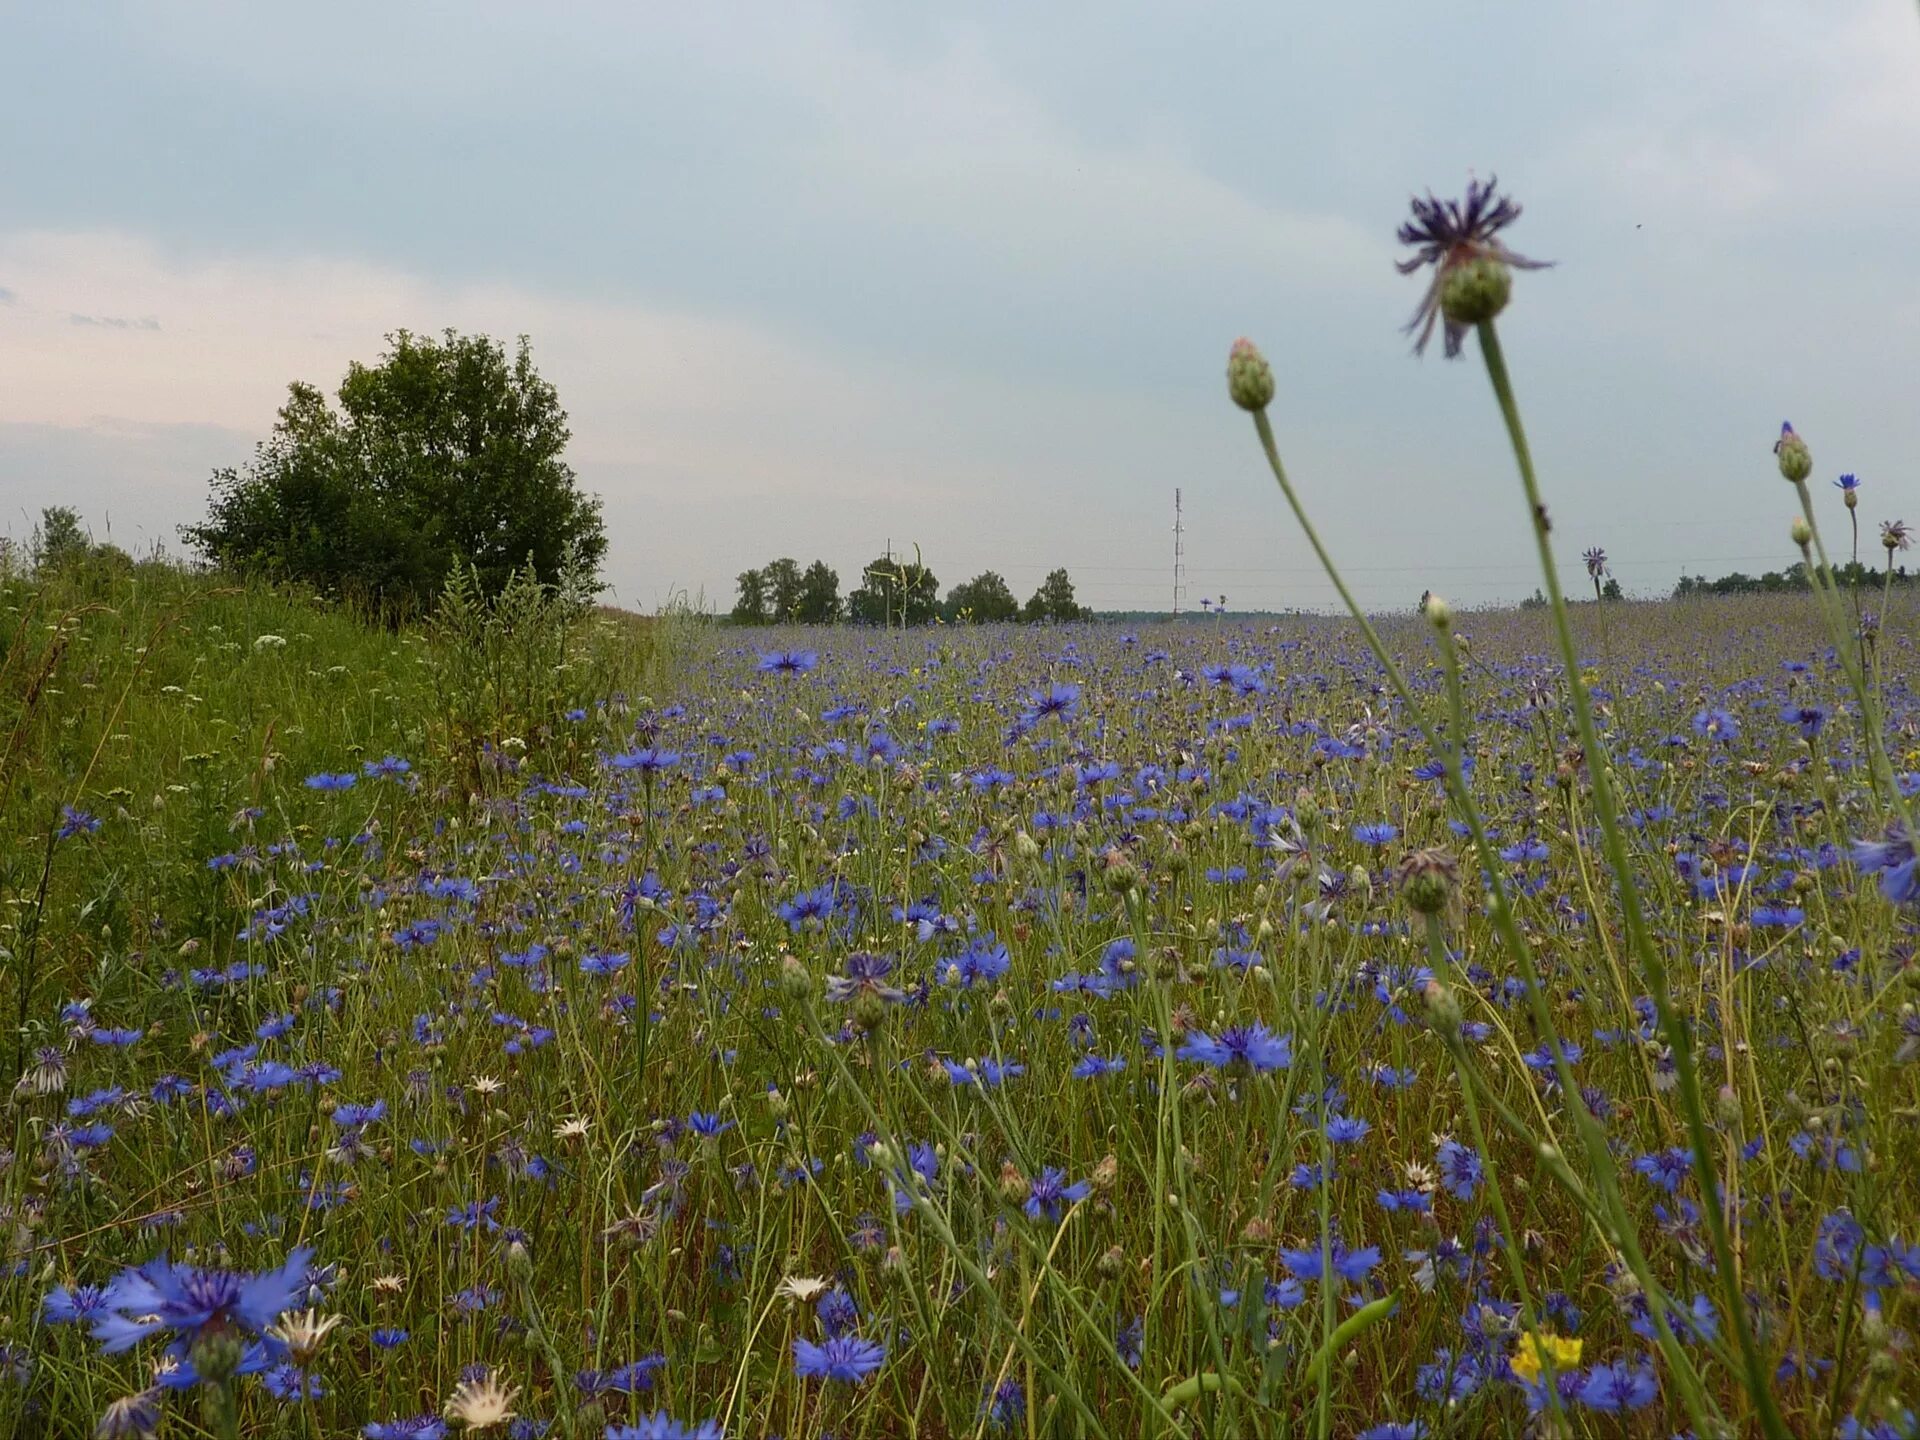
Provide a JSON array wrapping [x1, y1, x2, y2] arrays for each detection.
[[1023, 566, 1091, 623], [426, 546, 641, 790], [732, 567, 769, 624], [944, 569, 1020, 623], [794, 560, 841, 623], [30, 506, 91, 571], [847, 550, 939, 626], [1675, 559, 1911, 598], [183, 330, 607, 614]]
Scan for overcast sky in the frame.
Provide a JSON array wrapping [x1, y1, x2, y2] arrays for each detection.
[[3, 2, 1917, 612]]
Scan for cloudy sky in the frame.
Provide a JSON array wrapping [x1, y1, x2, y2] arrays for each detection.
[[3, 2, 1917, 612]]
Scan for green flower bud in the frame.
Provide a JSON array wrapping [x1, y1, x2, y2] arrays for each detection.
[[1439, 255, 1512, 328], [1396, 847, 1459, 917], [1226, 338, 1276, 413], [1774, 423, 1812, 483], [1790, 516, 1812, 549], [1424, 594, 1453, 631], [779, 954, 814, 1004]]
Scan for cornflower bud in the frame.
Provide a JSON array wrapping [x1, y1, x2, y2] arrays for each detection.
[[1226, 338, 1276, 412], [1774, 422, 1812, 482]]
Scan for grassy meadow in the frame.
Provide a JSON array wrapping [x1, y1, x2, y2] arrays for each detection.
[[2, 543, 1917, 1438]]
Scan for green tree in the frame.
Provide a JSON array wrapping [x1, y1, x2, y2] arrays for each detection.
[[732, 568, 770, 624], [1022, 567, 1089, 623], [763, 557, 803, 622], [184, 330, 606, 613], [794, 561, 841, 623], [847, 553, 939, 627], [31, 506, 91, 570], [944, 570, 1019, 623]]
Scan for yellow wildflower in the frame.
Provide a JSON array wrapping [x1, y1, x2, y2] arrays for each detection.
[[1511, 1331, 1583, 1385]]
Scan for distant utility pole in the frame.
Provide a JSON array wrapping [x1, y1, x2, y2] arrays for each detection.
[[1171, 488, 1186, 618]]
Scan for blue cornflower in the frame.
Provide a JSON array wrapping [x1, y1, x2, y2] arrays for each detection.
[[90, 1246, 312, 1362], [1278, 1237, 1381, 1284], [1691, 708, 1738, 742], [1574, 1357, 1658, 1413], [816, 1287, 860, 1337], [686, 1112, 733, 1139], [607, 747, 680, 777], [1177, 1024, 1293, 1074], [1852, 822, 1918, 906], [605, 1416, 724, 1440], [1835, 473, 1862, 494], [1023, 1167, 1091, 1223], [756, 649, 819, 676], [1353, 822, 1399, 846], [792, 1333, 886, 1384], [1435, 1138, 1483, 1201], [43, 1283, 114, 1325], [363, 1419, 447, 1439], [1073, 1054, 1127, 1080], [56, 805, 102, 840], [446, 1197, 502, 1232], [778, 883, 842, 932], [1324, 1114, 1371, 1145], [362, 755, 412, 778], [982, 1378, 1025, 1431], [1781, 704, 1829, 740], [1358, 1425, 1428, 1440], [1631, 1148, 1692, 1193], [303, 772, 357, 791], [1027, 683, 1082, 722]]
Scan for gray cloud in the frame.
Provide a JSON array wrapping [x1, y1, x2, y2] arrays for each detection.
[[2, 1, 1916, 609], [67, 312, 161, 330]]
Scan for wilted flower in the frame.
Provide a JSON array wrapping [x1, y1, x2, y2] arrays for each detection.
[[1881, 519, 1911, 553], [1396, 175, 1550, 357]]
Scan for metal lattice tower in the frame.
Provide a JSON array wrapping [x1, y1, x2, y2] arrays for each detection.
[[1171, 488, 1186, 617]]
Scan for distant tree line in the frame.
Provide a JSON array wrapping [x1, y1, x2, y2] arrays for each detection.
[[1673, 560, 1913, 598], [731, 554, 1091, 626]]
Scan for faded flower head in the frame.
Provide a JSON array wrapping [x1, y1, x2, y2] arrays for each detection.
[[1396, 175, 1550, 357], [1583, 547, 1608, 580], [443, 1368, 519, 1430], [1881, 518, 1911, 553]]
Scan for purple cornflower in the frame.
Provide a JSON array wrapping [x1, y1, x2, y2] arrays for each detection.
[[1396, 175, 1551, 357], [824, 952, 906, 1005]]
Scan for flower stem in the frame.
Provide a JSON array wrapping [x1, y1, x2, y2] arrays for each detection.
[[1475, 317, 1790, 1440]]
